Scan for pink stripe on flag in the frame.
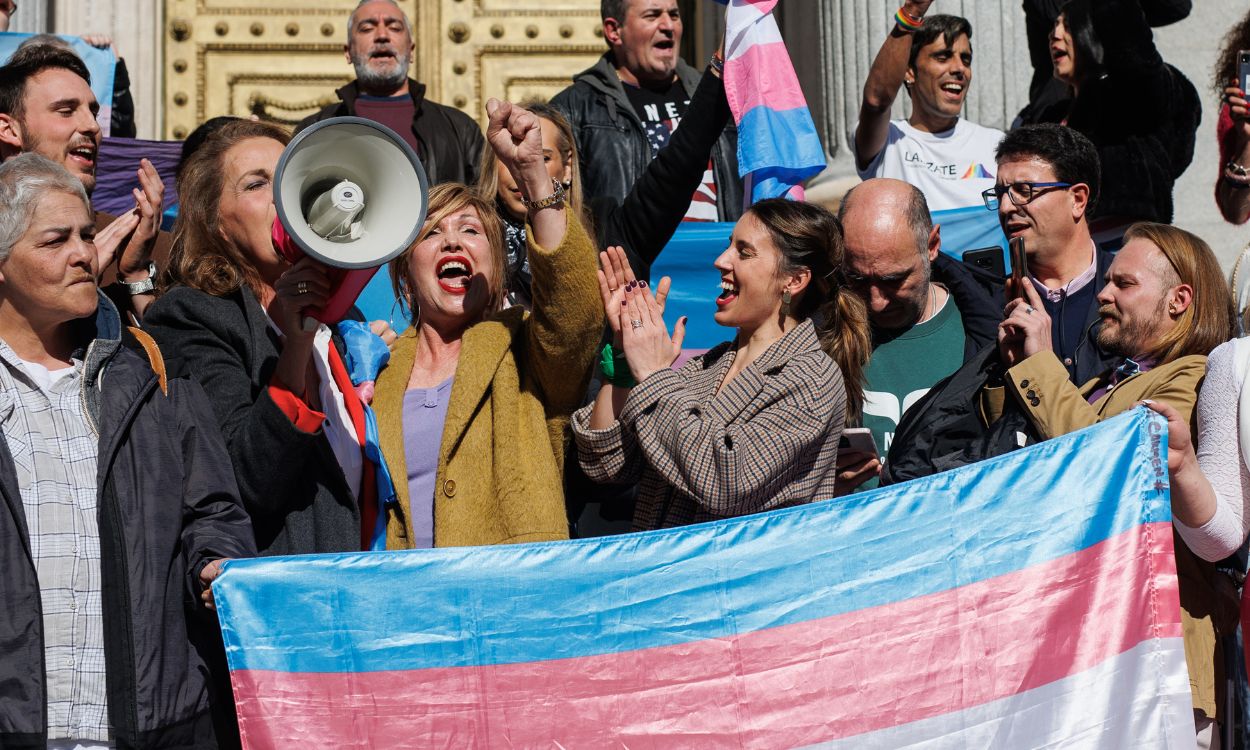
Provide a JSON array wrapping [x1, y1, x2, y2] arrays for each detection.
[[734, 0, 779, 15], [231, 523, 1180, 749], [723, 42, 808, 115]]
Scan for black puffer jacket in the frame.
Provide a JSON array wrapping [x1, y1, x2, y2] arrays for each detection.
[[0, 294, 255, 749], [1017, 0, 1192, 126], [296, 79, 485, 186], [880, 345, 1043, 486], [932, 251, 1005, 362], [551, 53, 743, 223], [1026, 0, 1199, 224]]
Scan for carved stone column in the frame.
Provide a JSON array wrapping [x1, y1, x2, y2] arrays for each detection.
[[53, 0, 162, 138], [6, 0, 51, 33]]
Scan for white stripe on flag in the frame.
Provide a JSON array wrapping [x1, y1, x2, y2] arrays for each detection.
[[725, 5, 784, 62], [804, 638, 1197, 750]]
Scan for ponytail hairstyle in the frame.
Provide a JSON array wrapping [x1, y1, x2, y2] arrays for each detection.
[[748, 198, 871, 422]]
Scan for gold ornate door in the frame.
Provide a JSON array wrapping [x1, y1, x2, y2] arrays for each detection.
[[163, 0, 603, 139]]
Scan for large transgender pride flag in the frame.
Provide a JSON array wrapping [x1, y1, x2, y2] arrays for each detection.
[[718, 0, 826, 202], [215, 409, 1194, 748]]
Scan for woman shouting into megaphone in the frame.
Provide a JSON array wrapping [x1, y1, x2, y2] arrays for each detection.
[[369, 100, 602, 549], [145, 119, 381, 556]]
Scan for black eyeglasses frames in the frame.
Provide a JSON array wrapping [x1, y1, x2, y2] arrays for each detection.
[[982, 181, 1073, 210]]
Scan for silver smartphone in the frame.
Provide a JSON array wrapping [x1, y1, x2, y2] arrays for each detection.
[[838, 427, 880, 459]]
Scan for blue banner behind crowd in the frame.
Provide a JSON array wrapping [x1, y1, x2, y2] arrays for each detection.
[[215, 410, 1193, 748], [360, 208, 1007, 348]]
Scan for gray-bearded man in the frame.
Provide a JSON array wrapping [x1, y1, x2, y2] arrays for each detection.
[[296, 0, 485, 185]]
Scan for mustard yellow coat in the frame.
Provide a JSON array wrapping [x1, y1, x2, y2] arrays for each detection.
[[375, 219, 602, 549]]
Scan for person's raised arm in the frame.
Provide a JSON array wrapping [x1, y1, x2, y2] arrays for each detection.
[[855, 0, 932, 171], [486, 98, 566, 250], [600, 40, 732, 271]]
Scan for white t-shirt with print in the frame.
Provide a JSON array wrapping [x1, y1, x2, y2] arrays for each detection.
[[856, 118, 1005, 212]]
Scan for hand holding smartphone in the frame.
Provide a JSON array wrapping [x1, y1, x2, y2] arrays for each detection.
[[838, 427, 880, 460], [1008, 237, 1028, 301]]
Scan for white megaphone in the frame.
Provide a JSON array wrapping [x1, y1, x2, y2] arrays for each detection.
[[272, 116, 429, 324]]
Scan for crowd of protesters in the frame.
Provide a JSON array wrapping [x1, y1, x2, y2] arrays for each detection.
[[1, 0, 1249, 746]]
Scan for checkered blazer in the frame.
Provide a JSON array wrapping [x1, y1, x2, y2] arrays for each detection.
[[573, 319, 846, 530]]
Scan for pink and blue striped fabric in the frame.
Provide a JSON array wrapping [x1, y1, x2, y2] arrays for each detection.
[[717, 0, 826, 203], [215, 409, 1193, 748]]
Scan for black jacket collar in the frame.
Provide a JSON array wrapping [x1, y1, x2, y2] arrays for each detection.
[[335, 78, 427, 114]]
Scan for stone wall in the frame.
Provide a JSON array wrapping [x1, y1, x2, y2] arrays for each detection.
[[51, 0, 163, 140]]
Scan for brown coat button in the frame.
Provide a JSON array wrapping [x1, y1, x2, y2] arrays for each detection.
[[1026, 390, 1038, 400], [443, 479, 457, 497], [1019, 379, 1030, 388]]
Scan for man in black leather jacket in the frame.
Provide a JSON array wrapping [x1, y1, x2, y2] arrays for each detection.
[[550, 0, 742, 222]]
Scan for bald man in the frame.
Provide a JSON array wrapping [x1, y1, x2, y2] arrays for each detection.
[[835, 178, 1003, 490]]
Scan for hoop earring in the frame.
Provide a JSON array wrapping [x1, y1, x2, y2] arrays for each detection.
[[389, 286, 417, 330]]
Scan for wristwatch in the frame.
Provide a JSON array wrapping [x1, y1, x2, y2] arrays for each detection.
[[521, 178, 566, 212], [120, 261, 158, 296]]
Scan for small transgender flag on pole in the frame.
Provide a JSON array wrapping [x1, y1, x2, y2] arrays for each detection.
[[717, 0, 827, 203]]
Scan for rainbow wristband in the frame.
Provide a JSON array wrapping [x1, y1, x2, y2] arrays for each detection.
[[895, 7, 924, 33]]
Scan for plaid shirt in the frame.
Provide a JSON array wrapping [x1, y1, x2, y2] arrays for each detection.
[[574, 319, 845, 530], [0, 341, 108, 743]]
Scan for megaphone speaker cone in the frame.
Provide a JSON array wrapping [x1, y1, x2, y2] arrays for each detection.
[[274, 116, 428, 271], [273, 116, 430, 324]]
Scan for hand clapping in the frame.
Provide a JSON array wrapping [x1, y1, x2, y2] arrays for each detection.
[[618, 275, 686, 382], [598, 246, 671, 345]]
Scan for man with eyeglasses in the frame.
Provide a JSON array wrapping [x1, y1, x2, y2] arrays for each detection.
[[854, 1, 1003, 212], [988, 123, 1117, 385]]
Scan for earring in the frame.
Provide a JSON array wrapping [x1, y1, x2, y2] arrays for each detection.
[[561, 179, 572, 189], [390, 283, 418, 329], [781, 289, 792, 315], [1168, 305, 1177, 314]]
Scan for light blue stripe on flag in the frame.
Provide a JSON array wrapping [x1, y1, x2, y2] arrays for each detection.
[[737, 105, 825, 175], [215, 410, 1168, 674]]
